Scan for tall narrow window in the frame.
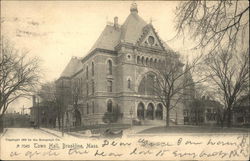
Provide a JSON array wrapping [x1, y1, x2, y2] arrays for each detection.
[[92, 101, 94, 113], [92, 80, 95, 94], [92, 62, 94, 76], [87, 103, 89, 114], [86, 66, 88, 79], [107, 60, 112, 75], [107, 80, 112, 92], [128, 78, 131, 89], [107, 100, 113, 112], [86, 83, 88, 95]]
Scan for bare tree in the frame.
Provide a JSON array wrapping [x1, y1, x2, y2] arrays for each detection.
[[72, 80, 80, 110], [175, 1, 249, 53], [71, 78, 83, 127], [37, 81, 58, 128], [203, 48, 249, 127], [151, 52, 204, 127], [0, 37, 41, 132]]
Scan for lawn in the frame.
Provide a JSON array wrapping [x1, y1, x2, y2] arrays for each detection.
[[68, 123, 130, 134], [138, 125, 250, 134]]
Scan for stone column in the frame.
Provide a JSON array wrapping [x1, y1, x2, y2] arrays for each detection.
[[153, 108, 156, 120]]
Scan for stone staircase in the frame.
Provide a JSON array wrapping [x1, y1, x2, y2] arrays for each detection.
[[140, 119, 176, 126]]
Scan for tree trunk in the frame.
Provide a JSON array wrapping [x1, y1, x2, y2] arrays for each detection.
[[221, 110, 227, 128], [0, 115, 4, 133], [195, 111, 198, 126], [227, 108, 232, 128], [58, 115, 61, 129], [166, 108, 170, 127]]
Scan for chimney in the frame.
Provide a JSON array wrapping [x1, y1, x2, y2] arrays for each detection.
[[130, 2, 138, 14], [114, 16, 118, 29]]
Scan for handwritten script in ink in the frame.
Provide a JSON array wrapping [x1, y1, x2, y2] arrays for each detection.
[[1, 134, 249, 160]]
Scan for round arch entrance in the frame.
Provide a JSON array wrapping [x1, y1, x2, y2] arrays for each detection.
[[156, 104, 163, 120], [146, 103, 154, 120], [74, 109, 81, 127], [137, 102, 145, 120]]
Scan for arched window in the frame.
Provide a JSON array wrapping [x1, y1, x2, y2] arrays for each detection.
[[92, 62, 94, 76], [86, 66, 88, 79], [138, 73, 157, 95], [141, 57, 144, 65], [137, 56, 141, 64], [154, 59, 157, 68], [107, 100, 113, 112], [128, 78, 131, 89], [107, 60, 112, 75], [145, 57, 149, 66], [150, 58, 153, 67]]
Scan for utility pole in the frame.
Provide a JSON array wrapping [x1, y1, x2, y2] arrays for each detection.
[[61, 81, 64, 137], [22, 105, 24, 115], [36, 97, 40, 128]]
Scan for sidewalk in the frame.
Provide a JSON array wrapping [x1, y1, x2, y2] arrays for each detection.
[[40, 125, 159, 139], [40, 128, 96, 138], [40, 128, 78, 138]]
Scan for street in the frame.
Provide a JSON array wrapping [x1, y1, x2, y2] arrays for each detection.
[[1, 128, 61, 138]]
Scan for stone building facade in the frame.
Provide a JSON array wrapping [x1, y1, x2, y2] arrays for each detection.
[[56, 3, 184, 126]]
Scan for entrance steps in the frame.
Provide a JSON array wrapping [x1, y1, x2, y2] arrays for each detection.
[[140, 119, 176, 126]]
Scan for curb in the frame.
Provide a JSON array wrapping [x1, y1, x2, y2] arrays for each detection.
[[0, 128, 7, 137], [39, 128, 63, 138]]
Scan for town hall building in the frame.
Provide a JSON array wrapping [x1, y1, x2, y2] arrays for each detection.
[[56, 3, 184, 127]]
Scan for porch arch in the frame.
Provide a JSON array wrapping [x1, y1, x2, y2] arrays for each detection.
[[156, 104, 163, 120], [137, 102, 145, 120], [146, 103, 154, 120]]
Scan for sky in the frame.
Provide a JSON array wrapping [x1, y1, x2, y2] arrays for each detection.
[[2, 1, 194, 113]]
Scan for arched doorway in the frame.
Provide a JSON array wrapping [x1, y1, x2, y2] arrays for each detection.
[[107, 100, 113, 112], [74, 109, 81, 127], [146, 103, 154, 120], [156, 104, 163, 120], [137, 102, 145, 120]]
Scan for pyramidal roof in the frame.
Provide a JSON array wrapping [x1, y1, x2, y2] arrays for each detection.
[[60, 57, 82, 77]]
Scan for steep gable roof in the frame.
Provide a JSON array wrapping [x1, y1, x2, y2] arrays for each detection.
[[86, 3, 172, 55], [120, 12, 147, 44], [88, 25, 121, 54], [60, 57, 82, 78]]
